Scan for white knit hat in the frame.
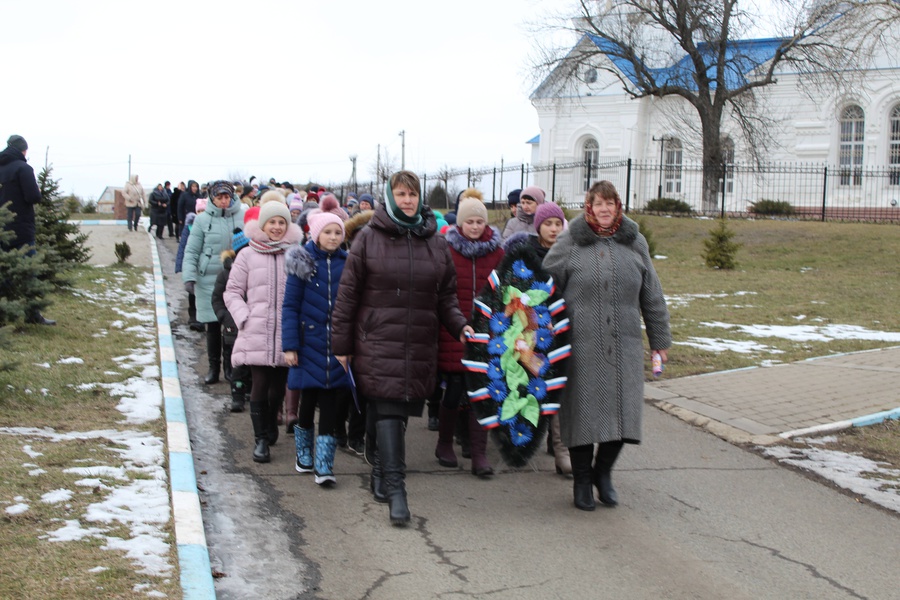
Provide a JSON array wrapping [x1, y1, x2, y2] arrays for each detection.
[[258, 199, 291, 227]]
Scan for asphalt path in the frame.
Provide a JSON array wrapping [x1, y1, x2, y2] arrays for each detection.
[[153, 235, 899, 600]]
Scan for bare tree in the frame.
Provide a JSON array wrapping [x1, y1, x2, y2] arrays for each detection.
[[370, 150, 399, 197], [531, 0, 899, 212]]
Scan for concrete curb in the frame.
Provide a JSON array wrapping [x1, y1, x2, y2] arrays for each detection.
[[651, 400, 784, 446], [149, 237, 217, 599]]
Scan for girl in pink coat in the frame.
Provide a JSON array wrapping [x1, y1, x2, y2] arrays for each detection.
[[224, 200, 303, 463]]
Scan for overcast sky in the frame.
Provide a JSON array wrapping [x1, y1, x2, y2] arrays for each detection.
[[4, 0, 558, 199]]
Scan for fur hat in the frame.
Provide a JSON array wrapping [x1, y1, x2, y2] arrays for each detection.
[[456, 197, 488, 224], [195, 197, 208, 213], [258, 189, 286, 206], [258, 199, 291, 227], [319, 195, 349, 221], [520, 186, 546, 205], [507, 189, 522, 206], [534, 202, 565, 233], [6, 135, 27, 153], [232, 228, 250, 252], [308, 211, 345, 245]]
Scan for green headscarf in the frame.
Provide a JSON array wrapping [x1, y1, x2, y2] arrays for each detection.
[[384, 185, 423, 230]]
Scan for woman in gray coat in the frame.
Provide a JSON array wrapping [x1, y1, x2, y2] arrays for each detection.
[[182, 181, 246, 384], [543, 180, 671, 511]]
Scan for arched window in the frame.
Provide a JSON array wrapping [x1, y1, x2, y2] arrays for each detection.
[[890, 105, 900, 185], [582, 138, 599, 192], [722, 137, 735, 194], [839, 105, 864, 186], [664, 138, 683, 194]]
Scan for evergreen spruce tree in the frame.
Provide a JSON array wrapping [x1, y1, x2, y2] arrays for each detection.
[[0, 204, 53, 327], [702, 219, 740, 270], [34, 164, 91, 288]]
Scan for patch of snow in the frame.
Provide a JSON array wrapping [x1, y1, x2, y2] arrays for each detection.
[[88, 566, 109, 573], [701, 321, 900, 343], [653, 254, 667, 259], [6, 503, 29, 515], [763, 445, 900, 512], [34, 362, 51, 369], [58, 357, 85, 365], [674, 337, 784, 354], [42, 489, 75, 504], [29, 468, 47, 476], [22, 445, 43, 458]]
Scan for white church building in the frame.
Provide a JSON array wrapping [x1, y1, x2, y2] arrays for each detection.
[[529, 10, 900, 216]]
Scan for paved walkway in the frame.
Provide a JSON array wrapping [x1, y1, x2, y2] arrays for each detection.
[[647, 347, 900, 445]]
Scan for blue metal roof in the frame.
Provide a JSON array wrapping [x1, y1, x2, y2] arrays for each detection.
[[527, 134, 540, 144], [587, 34, 785, 90]]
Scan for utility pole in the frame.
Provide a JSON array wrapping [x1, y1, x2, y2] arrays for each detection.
[[399, 130, 405, 170], [349, 154, 358, 194], [376, 144, 382, 197], [128, 154, 132, 180]]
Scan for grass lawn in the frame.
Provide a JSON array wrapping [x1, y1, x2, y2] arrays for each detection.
[[0, 264, 180, 599]]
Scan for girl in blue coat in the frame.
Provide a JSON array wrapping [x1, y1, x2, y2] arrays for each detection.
[[282, 212, 350, 486]]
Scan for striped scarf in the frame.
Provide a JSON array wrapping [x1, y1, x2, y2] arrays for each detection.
[[249, 238, 293, 254]]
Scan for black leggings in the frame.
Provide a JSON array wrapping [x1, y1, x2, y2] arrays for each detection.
[[297, 388, 343, 436], [441, 373, 466, 410], [249, 366, 288, 409]]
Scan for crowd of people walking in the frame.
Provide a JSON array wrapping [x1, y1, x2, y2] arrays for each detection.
[[159, 171, 670, 526]]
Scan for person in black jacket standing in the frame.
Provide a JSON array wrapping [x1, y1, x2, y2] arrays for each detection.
[[0, 134, 55, 325]]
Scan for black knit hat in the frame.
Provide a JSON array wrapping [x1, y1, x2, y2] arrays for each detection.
[[7, 135, 27, 153]]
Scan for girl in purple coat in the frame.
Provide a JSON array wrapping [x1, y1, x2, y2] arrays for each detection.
[[224, 201, 303, 463]]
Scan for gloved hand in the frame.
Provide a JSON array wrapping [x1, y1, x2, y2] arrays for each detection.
[[184, 281, 195, 295]]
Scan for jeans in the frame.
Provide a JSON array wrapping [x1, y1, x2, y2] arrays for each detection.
[[126, 206, 141, 231]]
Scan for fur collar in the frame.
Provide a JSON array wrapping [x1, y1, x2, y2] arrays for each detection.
[[244, 219, 304, 244], [284, 244, 316, 281], [569, 214, 638, 246], [445, 226, 501, 258], [219, 249, 236, 269], [284, 241, 347, 281]]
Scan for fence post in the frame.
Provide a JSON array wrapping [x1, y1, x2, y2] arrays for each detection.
[[720, 162, 726, 220], [492, 167, 497, 208], [624, 158, 632, 213], [467, 168, 472, 188], [821, 166, 828, 222], [422, 173, 428, 206], [520, 164, 525, 189], [552, 163, 557, 203]]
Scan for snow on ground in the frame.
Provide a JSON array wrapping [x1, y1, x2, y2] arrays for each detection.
[[0, 271, 173, 593], [701, 321, 900, 343], [763, 440, 900, 513], [675, 337, 784, 354]]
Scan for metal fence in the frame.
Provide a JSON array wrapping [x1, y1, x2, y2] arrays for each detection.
[[329, 159, 900, 223]]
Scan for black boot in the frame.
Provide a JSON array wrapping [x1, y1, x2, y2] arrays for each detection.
[[366, 410, 386, 503], [203, 325, 221, 384], [593, 441, 623, 507], [250, 403, 270, 463], [570, 445, 595, 511], [230, 380, 247, 413], [376, 418, 410, 525], [222, 343, 233, 382]]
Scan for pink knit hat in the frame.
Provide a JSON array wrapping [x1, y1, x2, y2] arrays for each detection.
[[194, 197, 208, 213], [308, 211, 345, 245], [520, 186, 546, 204]]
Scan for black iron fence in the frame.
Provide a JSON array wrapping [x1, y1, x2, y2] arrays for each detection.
[[329, 159, 900, 223]]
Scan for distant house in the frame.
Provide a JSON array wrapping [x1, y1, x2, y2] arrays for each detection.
[[529, 10, 900, 212]]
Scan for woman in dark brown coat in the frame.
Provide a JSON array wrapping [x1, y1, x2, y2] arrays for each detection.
[[332, 171, 472, 526]]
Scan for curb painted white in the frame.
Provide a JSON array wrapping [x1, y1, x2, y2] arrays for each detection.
[[149, 236, 217, 599]]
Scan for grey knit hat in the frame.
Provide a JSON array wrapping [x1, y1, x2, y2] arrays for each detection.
[[7, 135, 27, 153]]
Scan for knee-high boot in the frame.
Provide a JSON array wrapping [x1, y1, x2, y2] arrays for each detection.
[[434, 405, 459, 468], [550, 415, 572, 476], [375, 418, 410, 526], [593, 441, 624, 507], [284, 388, 300, 434], [204, 324, 221, 384], [569, 445, 595, 511], [365, 409, 386, 503], [467, 408, 493, 478], [250, 402, 270, 463]]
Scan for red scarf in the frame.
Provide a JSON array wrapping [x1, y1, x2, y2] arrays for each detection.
[[584, 202, 623, 237]]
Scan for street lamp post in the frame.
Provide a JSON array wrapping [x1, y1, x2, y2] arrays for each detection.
[[399, 130, 405, 170]]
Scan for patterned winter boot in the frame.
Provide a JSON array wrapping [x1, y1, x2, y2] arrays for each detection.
[[314, 435, 337, 486], [294, 427, 314, 474]]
